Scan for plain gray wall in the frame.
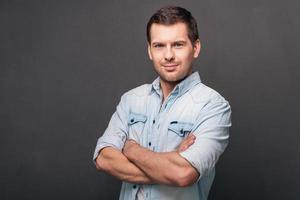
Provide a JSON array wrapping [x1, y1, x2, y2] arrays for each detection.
[[1, 0, 299, 199]]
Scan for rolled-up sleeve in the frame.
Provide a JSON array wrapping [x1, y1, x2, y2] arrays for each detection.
[[179, 100, 231, 179], [93, 95, 129, 161]]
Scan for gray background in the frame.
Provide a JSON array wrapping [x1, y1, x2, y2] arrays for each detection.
[[1, 0, 299, 199]]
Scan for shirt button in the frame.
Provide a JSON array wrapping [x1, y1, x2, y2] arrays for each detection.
[[148, 142, 151, 146], [133, 185, 136, 189], [130, 118, 134, 123], [153, 119, 155, 124]]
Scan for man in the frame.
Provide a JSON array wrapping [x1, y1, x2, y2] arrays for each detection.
[[93, 6, 231, 200]]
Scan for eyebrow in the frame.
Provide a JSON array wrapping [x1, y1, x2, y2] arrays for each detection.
[[151, 40, 187, 45], [172, 40, 187, 44], [151, 42, 163, 46]]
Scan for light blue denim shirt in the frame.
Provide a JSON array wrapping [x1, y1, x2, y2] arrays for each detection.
[[93, 72, 231, 200]]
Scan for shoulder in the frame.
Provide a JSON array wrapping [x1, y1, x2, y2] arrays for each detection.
[[120, 84, 151, 102], [117, 84, 151, 112], [188, 83, 229, 105]]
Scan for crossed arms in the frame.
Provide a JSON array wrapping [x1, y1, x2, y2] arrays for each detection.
[[95, 134, 199, 187], [94, 97, 231, 187]]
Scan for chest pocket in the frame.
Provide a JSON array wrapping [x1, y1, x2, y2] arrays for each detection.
[[168, 121, 194, 137], [128, 112, 147, 141]]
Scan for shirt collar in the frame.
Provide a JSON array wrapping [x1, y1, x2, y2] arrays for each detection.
[[150, 71, 201, 96]]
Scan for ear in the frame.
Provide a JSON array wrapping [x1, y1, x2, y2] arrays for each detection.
[[147, 43, 153, 60], [193, 39, 201, 58]]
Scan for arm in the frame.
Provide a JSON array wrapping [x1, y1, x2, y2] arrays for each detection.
[[96, 147, 153, 184], [93, 94, 153, 184], [179, 101, 231, 178], [96, 134, 196, 185], [123, 100, 231, 186], [94, 93, 198, 186], [123, 136, 199, 187]]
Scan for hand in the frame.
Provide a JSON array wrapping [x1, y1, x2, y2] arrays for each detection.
[[123, 139, 139, 157], [177, 134, 196, 152]]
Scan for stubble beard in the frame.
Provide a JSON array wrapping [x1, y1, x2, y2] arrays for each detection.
[[156, 64, 193, 83], [155, 68, 190, 86]]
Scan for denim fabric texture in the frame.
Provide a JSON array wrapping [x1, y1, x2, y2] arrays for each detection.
[[93, 72, 231, 200]]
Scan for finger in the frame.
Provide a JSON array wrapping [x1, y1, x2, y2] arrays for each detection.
[[178, 145, 187, 152], [185, 135, 196, 148], [187, 138, 195, 146], [190, 135, 196, 142], [180, 137, 189, 146], [177, 134, 196, 152], [179, 137, 194, 149], [186, 134, 194, 139], [189, 133, 196, 139], [185, 134, 196, 143]]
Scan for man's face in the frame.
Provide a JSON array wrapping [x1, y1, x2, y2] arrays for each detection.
[[148, 22, 200, 84]]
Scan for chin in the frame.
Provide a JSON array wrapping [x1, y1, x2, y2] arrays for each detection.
[[161, 74, 183, 83], [156, 68, 185, 82]]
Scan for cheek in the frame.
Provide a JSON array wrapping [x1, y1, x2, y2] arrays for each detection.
[[151, 55, 161, 68], [177, 52, 193, 63], [152, 53, 163, 63], [184, 51, 194, 62]]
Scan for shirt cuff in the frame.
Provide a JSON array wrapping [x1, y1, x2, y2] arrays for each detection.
[[92, 134, 125, 163], [179, 150, 205, 181]]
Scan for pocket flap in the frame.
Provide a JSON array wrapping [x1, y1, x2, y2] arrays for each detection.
[[128, 112, 147, 125], [168, 121, 194, 137]]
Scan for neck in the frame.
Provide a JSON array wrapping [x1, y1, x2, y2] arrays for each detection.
[[160, 80, 178, 102], [159, 71, 193, 102]]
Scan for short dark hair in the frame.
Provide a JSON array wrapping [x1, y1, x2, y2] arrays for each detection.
[[146, 6, 199, 44]]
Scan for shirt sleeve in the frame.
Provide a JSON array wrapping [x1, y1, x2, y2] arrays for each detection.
[[93, 94, 129, 162], [179, 100, 231, 179]]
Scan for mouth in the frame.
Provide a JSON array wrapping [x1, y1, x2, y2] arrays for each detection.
[[162, 64, 179, 72]]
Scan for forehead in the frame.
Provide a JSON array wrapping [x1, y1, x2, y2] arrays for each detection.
[[150, 22, 189, 43]]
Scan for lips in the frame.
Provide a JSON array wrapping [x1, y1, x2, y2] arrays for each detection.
[[162, 64, 179, 72]]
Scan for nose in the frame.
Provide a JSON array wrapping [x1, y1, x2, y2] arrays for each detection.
[[164, 46, 175, 62]]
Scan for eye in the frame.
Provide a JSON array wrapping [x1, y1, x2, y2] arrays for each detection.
[[173, 42, 185, 48], [153, 43, 164, 48]]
